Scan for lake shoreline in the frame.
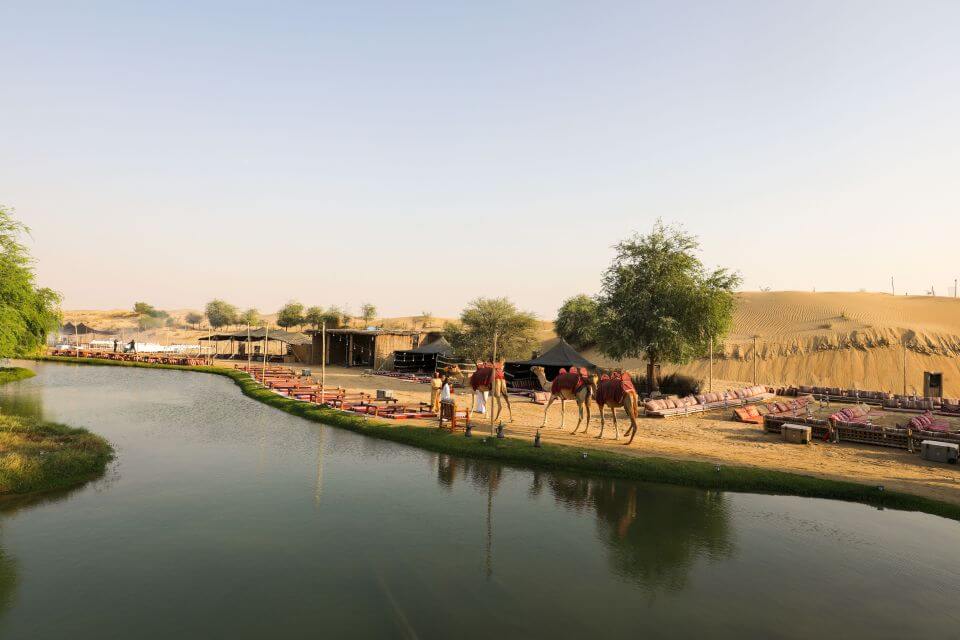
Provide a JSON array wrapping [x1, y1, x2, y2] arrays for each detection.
[[31, 355, 960, 521], [0, 366, 113, 498]]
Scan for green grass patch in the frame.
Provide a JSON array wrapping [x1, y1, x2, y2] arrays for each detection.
[[0, 367, 35, 386], [0, 413, 113, 496], [33, 355, 960, 521]]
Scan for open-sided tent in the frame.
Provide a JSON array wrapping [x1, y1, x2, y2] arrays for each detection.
[[393, 337, 454, 373], [504, 339, 596, 389], [60, 322, 115, 336], [199, 328, 312, 362]]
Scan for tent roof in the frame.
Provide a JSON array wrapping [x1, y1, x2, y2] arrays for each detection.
[[61, 322, 115, 335], [200, 328, 312, 346], [407, 337, 453, 355], [509, 338, 595, 368]]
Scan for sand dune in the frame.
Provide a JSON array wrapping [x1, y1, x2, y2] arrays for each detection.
[[586, 291, 960, 396]]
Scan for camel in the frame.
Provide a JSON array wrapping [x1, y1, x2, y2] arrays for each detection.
[[531, 366, 594, 433], [443, 364, 513, 422], [594, 372, 640, 443]]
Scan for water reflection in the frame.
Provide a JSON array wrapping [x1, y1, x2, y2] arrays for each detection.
[[547, 477, 734, 591], [435, 456, 734, 593]]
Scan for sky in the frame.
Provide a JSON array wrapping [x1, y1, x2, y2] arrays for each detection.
[[1, 0, 958, 318]]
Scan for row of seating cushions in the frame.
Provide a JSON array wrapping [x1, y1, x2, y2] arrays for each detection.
[[645, 385, 770, 412], [907, 412, 953, 433], [830, 405, 871, 423], [794, 385, 891, 399], [644, 396, 699, 412]]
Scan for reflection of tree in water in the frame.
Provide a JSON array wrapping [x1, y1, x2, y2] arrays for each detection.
[[0, 545, 15, 613], [547, 476, 734, 592]]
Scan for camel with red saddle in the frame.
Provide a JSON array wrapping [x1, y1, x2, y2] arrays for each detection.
[[531, 366, 595, 433], [443, 363, 513, 422], [593, 372, 640, 442]]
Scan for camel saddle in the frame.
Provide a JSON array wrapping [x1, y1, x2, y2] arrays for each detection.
[[470, 365, 505, 389], [551, 369, 589, 395], [596, 373, 636, 407]]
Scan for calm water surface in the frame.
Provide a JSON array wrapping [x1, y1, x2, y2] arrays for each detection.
[[0, 362, 958, 639]]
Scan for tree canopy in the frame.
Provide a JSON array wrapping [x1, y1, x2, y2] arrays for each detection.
[[239, 308, 261, 327], [184, 312, 204, 328], [360, 303, 377, 324], [554, 294, 599, 350], [205, 299, 238, 329], [276, 301, 305, 330], [595, 222, 740, 389], [0, 205, 61, 356], [443, 297, 538, 361]]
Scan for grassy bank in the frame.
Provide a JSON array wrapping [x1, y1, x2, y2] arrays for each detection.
[[33, 355, 960, 521], [0, 414, 113, 496], [0, 368, 35, 386]]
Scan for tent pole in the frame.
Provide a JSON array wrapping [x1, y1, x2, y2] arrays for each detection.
[[321, 321, 326, 404], [262, 324, 269, 380], [247, 324, 251, 370]]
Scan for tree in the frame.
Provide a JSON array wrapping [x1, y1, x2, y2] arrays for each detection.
[[419, 311, 433, 328], [594, 222, 740, 391], [555, 294, 599, 350], [205, 299, 238, 329], [133, 302, 158, 317], [276, 301, 305, 330], [185, 312, 204, 329], [360, 303, 377, 325], [239, 308, 261, 328], [443, 297, 538, 361], [304, 306, 325, 330], [0, 205, 61, 356], [323, 306, 347, 328]]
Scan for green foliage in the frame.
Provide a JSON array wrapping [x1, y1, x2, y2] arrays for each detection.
[[0, 205, 61, 356], [320, 306, 347, 329], [555, 294, 599, 349], [0, 413, 113, 495], [205, 299, 238, 329], [444, 297, 538, 361], [137, 315, 164, 330], [276, 301, 305, 330], [595, 221, 740, 375], [658, 373, 702, 397], [360, 303, 377, 324], [185, 312, 204, 328], [239, 308, 261, 327], [0, 367, 35, 385]]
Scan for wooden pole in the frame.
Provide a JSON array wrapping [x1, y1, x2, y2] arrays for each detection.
[[902, 339, 907, 396], [262, 324, 269, 380], [320, 321, 326, 404], [247, 324, 252, 370], [491, 330, 498, 435], [709, 335, 714, 393]]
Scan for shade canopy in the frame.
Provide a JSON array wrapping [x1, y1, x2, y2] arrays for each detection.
[[199, 328, 312, 346], [512, 338, 595, 369], [61, 322, 115, 335]]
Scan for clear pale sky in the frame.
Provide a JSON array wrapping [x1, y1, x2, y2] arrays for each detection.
[[2, 1, 958, 317]]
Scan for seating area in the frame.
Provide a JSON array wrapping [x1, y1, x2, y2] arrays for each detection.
[[734, 395, 815, 424], [237, 363, 438, 420], [643, 385, 774, 418], [49, 348, 206, 367]]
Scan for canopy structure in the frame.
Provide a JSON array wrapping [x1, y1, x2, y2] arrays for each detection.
[[61, 322, 115, 336], [504, 338, 596, 389], [393, 337, 454, 373], [199, 328, 313, 362]]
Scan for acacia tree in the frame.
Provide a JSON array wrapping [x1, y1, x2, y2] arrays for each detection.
[[0, 205, 61, 356], [239, 308, 261, 328], [595, 222, 740, 391], [360, 303, 377, 325], [554, 294, 599, 350], [185, 312, 204, 329], [444, 297, 538, 361], [276, 301, 305, 331], [205, 299, 238, 330]]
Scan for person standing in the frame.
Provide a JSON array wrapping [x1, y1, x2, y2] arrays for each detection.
[[429, 371, 443, 412]]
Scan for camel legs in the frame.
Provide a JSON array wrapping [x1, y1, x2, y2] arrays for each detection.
[[571, 399, 585, 434], [541, 395, 558, 427], [500, 384, 513, 422], [597, 404, 606, 439], [624, 395, 639, 444]]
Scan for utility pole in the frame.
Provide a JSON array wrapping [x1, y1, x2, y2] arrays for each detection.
[[320, 321, 326, 404], [708, 335, 714, 393]]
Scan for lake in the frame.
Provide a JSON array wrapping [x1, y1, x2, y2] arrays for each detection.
[[0, 361, 958, 638]]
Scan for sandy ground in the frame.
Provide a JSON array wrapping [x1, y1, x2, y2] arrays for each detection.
[[248, 364, 960, 507]]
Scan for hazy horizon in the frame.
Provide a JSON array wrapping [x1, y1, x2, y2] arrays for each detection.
[[3, 1, 958, 317]]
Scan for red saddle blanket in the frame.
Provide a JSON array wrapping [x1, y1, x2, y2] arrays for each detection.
[[470, 366, 504, 389], [595, 375, 636, 406], [551, 372, 587, 395]]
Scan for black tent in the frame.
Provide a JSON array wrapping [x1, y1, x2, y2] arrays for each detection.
[[393, 337, 454, 373], [60, 322, 114, 336], [504, 339, 595, 389]]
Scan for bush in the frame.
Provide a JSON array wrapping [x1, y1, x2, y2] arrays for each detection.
[[658, 373, 702, 397]]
